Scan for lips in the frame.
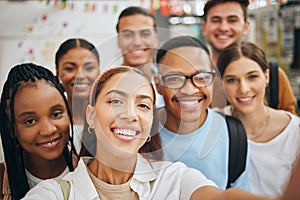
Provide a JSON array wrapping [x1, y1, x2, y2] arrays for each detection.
[[175, 96, 206, 104], [37, 136, 61, 150], [216, 34, 230, 40], [111, 127, 141, 142], [174, 96, 206, 110], [236, 96, 253, 104]]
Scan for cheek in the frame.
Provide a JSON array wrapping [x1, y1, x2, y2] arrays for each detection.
[[87, 72, 99, 81], [60, 73, 75, 84], [162, 88, 175, 101], [145, 37, 157, 47], [256, 81, 267, 94], [224, 85, 237, 99], [140, 113, 153, 133], [119, 39, 131, 50], [61, 118, 71, 135]]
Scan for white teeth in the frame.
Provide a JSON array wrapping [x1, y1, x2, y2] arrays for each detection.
[[179, 100, 198, 105], [238, 97, 252, 102], [115, 129, 136, 137], [74, 84, 88, 88], [218, 35, 229, 39]]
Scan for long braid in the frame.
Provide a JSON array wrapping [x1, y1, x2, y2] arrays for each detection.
[[0, 63, 76, 199]]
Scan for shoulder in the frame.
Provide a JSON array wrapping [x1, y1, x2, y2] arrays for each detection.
[[22, 179, 63, 199], [277, 67, 289, 80], [269, 109, 299, 135]]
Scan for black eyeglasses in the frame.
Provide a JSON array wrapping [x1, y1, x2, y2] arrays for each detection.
[[161, 71, 216, 89]]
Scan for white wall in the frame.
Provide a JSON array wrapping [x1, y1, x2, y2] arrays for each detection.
[[0, 0, 149, 90]]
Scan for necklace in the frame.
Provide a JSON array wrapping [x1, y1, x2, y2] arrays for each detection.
[[248, 107, 271, 140]]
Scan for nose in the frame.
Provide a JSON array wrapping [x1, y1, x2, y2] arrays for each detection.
[[118, 103, 139, 121], [76, 67, 85, 79], [179, 79, 199, 95], [39, 119, 57, 136], [219, 20, 229, 31], [239, 79, 250, 94], [132, 33, 143, 46]]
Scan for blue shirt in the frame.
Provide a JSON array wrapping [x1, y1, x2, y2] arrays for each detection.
[[159, 108, 249, 190]]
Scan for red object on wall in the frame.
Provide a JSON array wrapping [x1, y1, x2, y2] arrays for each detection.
[[160, 0, 170, 16]]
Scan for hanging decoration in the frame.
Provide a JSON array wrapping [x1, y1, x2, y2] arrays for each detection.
[[38, 0, 97, 12], [160, 0, 170, 16]]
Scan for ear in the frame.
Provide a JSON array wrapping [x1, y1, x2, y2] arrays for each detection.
[[86, 104, 95, 128], [201, 21, 207, 38], [265, 69, 270, 86], [243, 20, 250, 36], [117, 34, 121, 49], [56, 67, 59, 76], [154, 74, 163, 95]]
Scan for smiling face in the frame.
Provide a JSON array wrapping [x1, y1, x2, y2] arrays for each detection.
[[117, 14, 158, 67], [155, 46, 213, 133], [56, 47, 100, 100], [202, 2, 249, 55], [13, 80, 70, 162], [86, 71, 154, 157], [223, 56, 269, 114]]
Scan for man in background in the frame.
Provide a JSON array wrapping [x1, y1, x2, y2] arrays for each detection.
[[116, 6, 158, 78], [116, 6, 164, 107], [202, 0, 297, 114]]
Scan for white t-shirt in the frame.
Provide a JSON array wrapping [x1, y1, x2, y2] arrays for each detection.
[[248, 112, 300, 197], [215, 105, 300, 196]]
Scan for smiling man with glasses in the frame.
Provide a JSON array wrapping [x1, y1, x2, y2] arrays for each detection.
[[161, 71, 216, 89], [154, 36, 250, 190]]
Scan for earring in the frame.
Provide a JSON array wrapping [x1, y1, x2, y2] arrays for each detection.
[[88, 126, 94, 135], [146, 135, 151, 142]]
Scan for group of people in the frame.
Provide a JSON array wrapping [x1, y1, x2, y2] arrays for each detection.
[[0, 0, 299, 200]]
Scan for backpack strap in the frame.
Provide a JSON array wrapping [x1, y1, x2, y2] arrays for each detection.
[[53, 178, 70, 200], [266, 61, 279, 108], [224, 115, 248, 189]]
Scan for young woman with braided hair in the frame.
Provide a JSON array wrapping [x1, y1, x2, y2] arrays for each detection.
[[0, 63, 78, 199]]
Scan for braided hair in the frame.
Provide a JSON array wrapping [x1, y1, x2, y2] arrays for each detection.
[[0, 63, 76, 199]]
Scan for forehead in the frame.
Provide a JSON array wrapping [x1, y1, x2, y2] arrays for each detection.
[[207, 2, 244, 19], [225, 57, 262, 75], [118, 14, 155, 31], [14, 80, 63, 109], [100, 71, 154, 98], [58, 47, 98, 65], [159, 46, 212, 74]]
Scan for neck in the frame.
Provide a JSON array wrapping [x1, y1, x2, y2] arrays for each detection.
[[88, 153, 136, 185], [68, 97, 88, 125], [232, 105, 271, 140], [124, 63, 154, 79], [24, 153, 67, 179], [211, 49, 219, 65]]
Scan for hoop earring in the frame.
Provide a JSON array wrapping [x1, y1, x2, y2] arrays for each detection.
[[146, 135, 151, 142], [88, 126, 94, 135]]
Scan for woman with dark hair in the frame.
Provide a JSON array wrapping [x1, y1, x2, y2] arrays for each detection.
[[55, 38, 100, 153], [0, 63, 77, 199]]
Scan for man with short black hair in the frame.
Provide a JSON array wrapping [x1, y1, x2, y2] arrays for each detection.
[[202, 0, 297, 114]]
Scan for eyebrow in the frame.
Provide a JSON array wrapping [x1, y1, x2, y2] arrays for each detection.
[[62, 62, 76, 66], [17, 104, 65, 118], [121, 28, 153, 33], [105, 89, 153, 103], [17, 111, 35, 118], [223, 70, 260, 78]]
